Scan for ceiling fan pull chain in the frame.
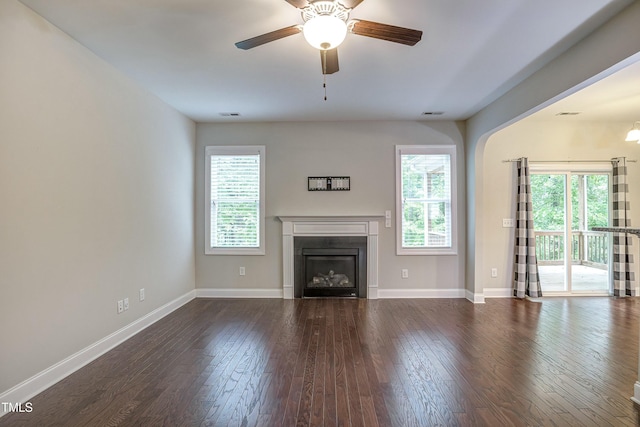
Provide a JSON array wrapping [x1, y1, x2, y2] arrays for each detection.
[[322, 48, 328, 100], [323, 74, 327, 101]]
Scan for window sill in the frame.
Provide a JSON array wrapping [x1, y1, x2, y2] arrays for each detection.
[[205, 248, 265, 256], [397, 247, 457, 256]]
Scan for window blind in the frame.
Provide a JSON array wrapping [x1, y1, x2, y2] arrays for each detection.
[[401, 153, 452, 248], [210, 154, 261, 248]]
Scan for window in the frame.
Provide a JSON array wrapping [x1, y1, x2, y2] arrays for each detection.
[[396, 145, 457, 255], [205, 146, 265, 255]]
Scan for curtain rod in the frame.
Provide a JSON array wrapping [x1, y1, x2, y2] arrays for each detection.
[[502, 159, 637, 163]]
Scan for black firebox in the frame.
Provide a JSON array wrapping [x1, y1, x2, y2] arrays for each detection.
[[294, 236, 367, 298]]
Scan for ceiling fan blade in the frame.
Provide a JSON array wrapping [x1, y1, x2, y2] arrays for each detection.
[[341, 0, 365, 9], [321, 48, 339, 75], [350, 20, 422, 46], [284, 0, 309, 8], [235, 25, 302, 50]]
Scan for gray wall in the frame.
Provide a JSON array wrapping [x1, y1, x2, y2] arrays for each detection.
[[0, 0, 196, 394], [195, 121, 466, 295]]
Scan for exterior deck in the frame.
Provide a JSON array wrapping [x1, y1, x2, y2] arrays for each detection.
[[538, 264, 609, 293], [536, 230, 609, 294]]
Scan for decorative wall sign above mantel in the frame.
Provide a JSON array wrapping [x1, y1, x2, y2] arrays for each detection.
[[308, 176, 350, 191]]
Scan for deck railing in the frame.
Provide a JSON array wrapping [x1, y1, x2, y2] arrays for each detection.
[[534, 231, 608, 268]]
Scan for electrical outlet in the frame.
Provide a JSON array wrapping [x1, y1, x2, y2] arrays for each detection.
[[139, 288, 145, 301], [117, 300, 124, 314], [239, 267, 246, 276], [123, 297, 129, 311], [491, 268, 498, 278], [401, 269, 409, 279]]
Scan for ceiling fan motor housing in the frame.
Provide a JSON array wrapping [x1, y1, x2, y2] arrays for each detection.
[[302, 1, 350, 23]]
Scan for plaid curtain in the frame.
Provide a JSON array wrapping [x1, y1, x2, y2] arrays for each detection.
[[513, 158, 542, 298], [611, 157, 635, 297]]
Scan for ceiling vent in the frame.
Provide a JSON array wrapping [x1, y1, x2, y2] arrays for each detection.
[[422, 111, 444, 116], [555, 112, 581, 116], [219, 112, 241, 117]]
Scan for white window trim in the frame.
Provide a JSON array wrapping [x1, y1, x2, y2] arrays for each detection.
[[395, 145, 458, 256], [529, 162, 612, 173], [205, 145, 266, 255]]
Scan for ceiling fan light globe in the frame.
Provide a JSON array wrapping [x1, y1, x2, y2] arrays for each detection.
[[303, 15, 347, 50], [625, 128, 640, 142]]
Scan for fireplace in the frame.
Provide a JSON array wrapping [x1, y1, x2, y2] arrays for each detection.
[[294, 236, 367, 298], [278, 216, 382, 299]]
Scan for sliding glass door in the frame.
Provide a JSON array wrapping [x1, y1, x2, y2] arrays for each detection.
[[570, 174, 609, 292], [531, 166, 610, 294], [531, 173, 567, 292]]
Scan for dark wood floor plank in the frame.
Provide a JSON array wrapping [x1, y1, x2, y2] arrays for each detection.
[[281, 307, 316, 426], [296, 317, 321, 426], [2, 297, 640, 427], [322, 300, 338, 427], [228, 304, 287, 426], [333, 301, 354, 426], [359, 344, 392, 427], [382, 303, 450, 426], [200, 305, 272, 426], [309, 302, 327, 427], [345, 302, 380, 427]]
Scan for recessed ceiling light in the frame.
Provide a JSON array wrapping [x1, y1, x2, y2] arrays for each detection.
[[422, 111, 444, 116], [555, 112, 581, 116], [219, 112, 241, 117]]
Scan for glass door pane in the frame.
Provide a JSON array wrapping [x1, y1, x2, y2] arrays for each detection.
[[531, 174, 567, 292], [571, 174, 609, 293]]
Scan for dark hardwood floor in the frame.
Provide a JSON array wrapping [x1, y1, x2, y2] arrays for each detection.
[[2, 297, 640, 426]]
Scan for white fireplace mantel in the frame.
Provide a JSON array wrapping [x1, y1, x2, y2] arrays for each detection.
[[278, 215, 384, 299]]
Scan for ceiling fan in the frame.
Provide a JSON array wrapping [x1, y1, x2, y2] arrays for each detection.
[[235, 0, 423, 76]]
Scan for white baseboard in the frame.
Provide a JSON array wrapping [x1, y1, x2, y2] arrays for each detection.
[[632, 381, 640, 406], [196, 288, 283, 299], [197, 287, 464, 300], [466, 289, 485, 304], [0, 290, 196, 416], [377, 288, 466, 299], [483, 287, 513, 298]]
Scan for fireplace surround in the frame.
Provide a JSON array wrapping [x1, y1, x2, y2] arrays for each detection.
[[278, 216, 382, 299]]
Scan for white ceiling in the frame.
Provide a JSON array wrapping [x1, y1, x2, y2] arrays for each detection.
[[527, 58, 640, 123], [18, 0, 638, 123]]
